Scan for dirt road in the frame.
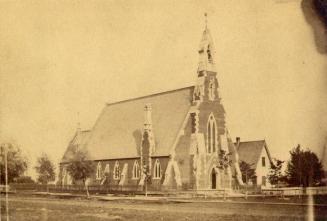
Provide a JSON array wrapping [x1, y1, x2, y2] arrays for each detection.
[[1, 194, 326, 220]]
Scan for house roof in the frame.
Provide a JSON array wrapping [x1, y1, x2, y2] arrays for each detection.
[[61, 130, 91, 163], [236, 140, 273, 168], [71, 86, 194, 161]]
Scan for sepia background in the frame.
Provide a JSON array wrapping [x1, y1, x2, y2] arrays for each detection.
[[0, 0, 326, 178]]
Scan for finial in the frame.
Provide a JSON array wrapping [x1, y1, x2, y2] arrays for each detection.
[[204, 12, 208, 30]]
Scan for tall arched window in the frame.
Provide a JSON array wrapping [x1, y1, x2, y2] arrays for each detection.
[[153, 159, 161, 179], [96, 162, 102, 180], [207, 123, 211, 153], [132, 160, 140, 179], [207, 114, 217, 153], [113, 161, 120, 180]]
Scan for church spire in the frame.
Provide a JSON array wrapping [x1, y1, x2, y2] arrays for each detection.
[[193, 14, 219, 103], [198, 13, 216, 74], [204, 12, 208, 30]]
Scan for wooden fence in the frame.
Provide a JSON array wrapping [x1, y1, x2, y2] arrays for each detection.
[[9, 183, 146, 195], [8, 183, 327, 196], [262, 186, 327, 196]]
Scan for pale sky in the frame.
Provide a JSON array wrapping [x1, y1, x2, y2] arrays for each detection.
[[0, 0, 326, 178]]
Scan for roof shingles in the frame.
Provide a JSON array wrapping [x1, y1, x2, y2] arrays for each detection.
[[236, 140, 269, 168], [82, 87, 193, 161]]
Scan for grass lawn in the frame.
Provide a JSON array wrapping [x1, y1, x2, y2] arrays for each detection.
[[1, 194, 327, 221]]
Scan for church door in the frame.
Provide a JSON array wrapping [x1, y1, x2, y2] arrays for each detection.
[[211, 168, 216, 189]]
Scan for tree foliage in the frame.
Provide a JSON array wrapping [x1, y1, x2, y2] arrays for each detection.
[[66, 149, 94, 185], [239, 161, 256, 184], [217, 149, 232, 170], [66, 149, 94, 197], [15, 176, 35, 184], [35, 153, 56, 184], [285, 144, 324, 187], [0, 143, 28, 183], [267, 158, 284, 187]]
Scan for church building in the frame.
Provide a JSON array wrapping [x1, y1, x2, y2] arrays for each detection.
[[59, 22, 271, 191]]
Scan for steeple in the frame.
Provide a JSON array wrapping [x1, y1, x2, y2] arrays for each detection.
[[198, 13, 216, 74], [193, 13, 219, 103]]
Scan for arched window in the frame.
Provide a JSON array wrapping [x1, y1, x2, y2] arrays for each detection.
[[104, 164, 110, 176], [207, 44, 213, 63], [207, 123, 211, 153], [96, 162, 102, 180], [207, 114, 217, 153], [153, 159, 161, 179], [113, 161, 120, 180], [132, 160, 140, 179], [208, 77, 216, 101]]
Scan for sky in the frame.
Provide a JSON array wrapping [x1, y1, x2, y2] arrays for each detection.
[[0, 0, 326, 178]]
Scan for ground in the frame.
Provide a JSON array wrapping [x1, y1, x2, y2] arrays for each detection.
[[1, 194, 327, 221]]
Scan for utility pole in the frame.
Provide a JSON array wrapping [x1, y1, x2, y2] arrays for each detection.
[[0, 145, 2, 221], [0, 144, 9, 221], [4, 144, 9, 221]]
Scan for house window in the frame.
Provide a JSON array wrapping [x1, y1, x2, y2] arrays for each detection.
[[96, 162, 102, 180], [132, 160, 140, 179], [153, 159, 161, 179], [113, 161, 120, 180], [262, 176, 266, 186], [262, 157, 266, 167], [104, 164, 110, 176], [207, 114, 217, 153]]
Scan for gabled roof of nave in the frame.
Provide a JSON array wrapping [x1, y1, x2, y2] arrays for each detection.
[[61, 130, 91, 163], [61, 86, 194, 162]]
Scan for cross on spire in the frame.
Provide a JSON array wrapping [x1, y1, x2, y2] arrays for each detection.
[[204, 12, 208, 30]]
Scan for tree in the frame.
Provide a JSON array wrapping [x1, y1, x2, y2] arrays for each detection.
[[0, 143, 28, 183], [34, 153, 56, 185], [217, 149, 232, 170], [285, 144, 324, 187], [66, 149, 94, 197], [15, 176, 35, 184], [239, 161, 256, 185], [268, 158, 284, 187]]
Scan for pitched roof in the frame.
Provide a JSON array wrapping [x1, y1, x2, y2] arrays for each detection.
[[61, 130, 91, 163], [236, 140, 272, 168], [82, 86, 193, 160]]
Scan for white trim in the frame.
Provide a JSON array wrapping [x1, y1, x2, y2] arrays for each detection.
[[169, 107, 196, 158], [113, 161, 120, 180], [153, 159, 162, 179], [96, 162, 102, 180], [119, 163, 128, 185], [132, 160, 140, 179]]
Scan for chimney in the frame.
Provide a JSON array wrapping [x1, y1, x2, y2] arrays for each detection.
[[236, 137, 240, 146]]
